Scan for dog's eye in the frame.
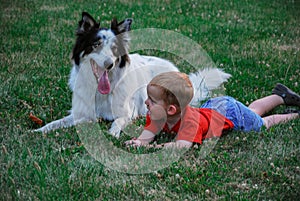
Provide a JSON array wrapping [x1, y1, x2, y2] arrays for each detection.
[[92, 40, 102, 49], [111, 45, 118, 54]]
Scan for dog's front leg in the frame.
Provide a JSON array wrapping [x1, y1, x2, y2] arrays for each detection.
[[34, 114, 74, 133], [109, 117, 131, 138], [71, 60, 98, 125]]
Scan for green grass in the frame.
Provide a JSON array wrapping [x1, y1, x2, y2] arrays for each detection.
[[1, 0, 300, 200]]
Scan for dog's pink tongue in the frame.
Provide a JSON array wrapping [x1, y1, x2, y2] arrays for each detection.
[[98, 70, 110, 94]]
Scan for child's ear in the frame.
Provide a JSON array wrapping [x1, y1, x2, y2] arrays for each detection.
[[167, 105, 177, 115]]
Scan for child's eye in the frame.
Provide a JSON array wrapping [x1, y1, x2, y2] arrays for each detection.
[[148, 97, 156, 104]]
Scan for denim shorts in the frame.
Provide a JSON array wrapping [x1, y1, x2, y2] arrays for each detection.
[[201, 96, 264, 132]]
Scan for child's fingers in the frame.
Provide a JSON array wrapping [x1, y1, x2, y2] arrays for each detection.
[[124, 137, 136, 145], [124, 140, 134, 146], [124, 140, 132, 145], [125, 139, 142, 147]]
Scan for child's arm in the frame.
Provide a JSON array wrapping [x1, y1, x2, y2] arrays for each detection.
[[125, 130, 155, 147], [125, 132, 193, 149], [144, 140, 193, 148]]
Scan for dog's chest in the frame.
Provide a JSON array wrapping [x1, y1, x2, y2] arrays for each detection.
[[95, 93, 115, 120]]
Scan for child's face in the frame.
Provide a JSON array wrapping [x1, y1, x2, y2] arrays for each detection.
[[145, 85, 168, 120]]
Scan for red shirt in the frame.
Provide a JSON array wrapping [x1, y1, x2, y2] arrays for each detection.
[[144, 106, 234, 144]]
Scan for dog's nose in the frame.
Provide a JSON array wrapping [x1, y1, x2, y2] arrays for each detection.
[[104, 60, 113, 70], [106, 63, 113, 70]]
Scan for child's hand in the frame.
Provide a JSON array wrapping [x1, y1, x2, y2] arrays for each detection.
[[125, 130, 155, 148], [125, 138, 143, 147], [125, 139, 165, 149]]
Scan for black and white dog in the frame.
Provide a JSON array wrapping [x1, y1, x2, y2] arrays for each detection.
[[35, 12, 231, 137]]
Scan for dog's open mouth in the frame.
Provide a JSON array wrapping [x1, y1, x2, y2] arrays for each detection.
[[90, 59, 110, 94]]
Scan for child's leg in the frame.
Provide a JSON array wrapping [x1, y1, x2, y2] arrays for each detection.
[[263, 113, 299, 129], [249, 83, 300, 129], [248, 94, 284, 116]]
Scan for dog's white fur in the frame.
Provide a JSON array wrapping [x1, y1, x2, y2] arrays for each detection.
[[35, 12, 231, 137]]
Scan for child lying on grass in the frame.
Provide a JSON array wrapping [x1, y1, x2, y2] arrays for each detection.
[[125, 71, 300, 148]]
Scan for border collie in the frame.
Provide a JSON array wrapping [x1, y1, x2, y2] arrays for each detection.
[[35, 12, 231, 138]]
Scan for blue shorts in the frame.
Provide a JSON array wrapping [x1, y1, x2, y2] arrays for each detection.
[[201, 96, 264, 132]]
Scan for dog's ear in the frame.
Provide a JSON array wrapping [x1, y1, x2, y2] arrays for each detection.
[[111, 18, 132, 34], [77, 12, 99, 34], [110, 18, 132, 68]]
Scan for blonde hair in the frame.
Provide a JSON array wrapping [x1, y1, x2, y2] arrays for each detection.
[[148, 71, 194, 110]]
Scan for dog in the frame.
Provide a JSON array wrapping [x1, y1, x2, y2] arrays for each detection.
[[35, 12, 231, 138]]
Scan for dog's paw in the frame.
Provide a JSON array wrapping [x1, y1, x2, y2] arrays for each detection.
[[109, 118, 128, 138], [33, 127, 46, 133], [31, 128, 43, 133], [108, 126, 121, 138]]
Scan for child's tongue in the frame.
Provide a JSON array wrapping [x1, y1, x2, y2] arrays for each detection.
[[98, 70, 110, 94]]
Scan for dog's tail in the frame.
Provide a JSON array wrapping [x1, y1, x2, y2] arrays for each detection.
[[189, 68, 231, 106]]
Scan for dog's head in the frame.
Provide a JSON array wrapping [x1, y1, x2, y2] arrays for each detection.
[[72, 12, 132, 94]]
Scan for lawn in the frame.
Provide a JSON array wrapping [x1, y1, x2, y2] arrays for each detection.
[[1, 0, 300, 200]]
